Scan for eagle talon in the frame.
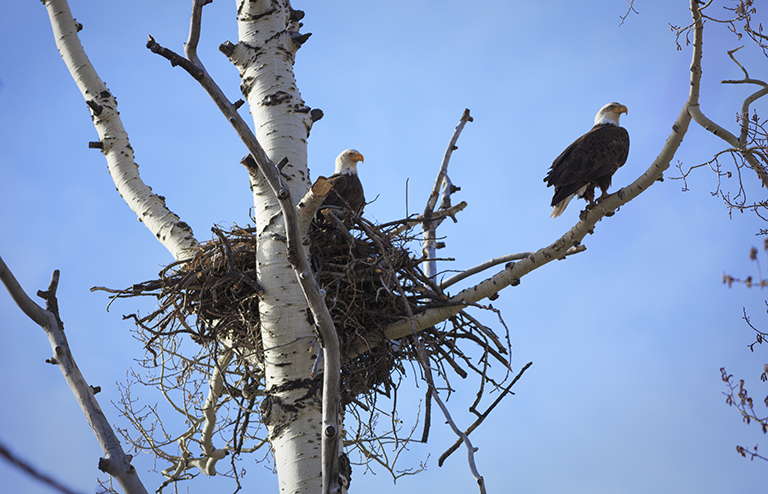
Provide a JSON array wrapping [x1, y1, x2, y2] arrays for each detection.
[[596, 191, 611, 204]]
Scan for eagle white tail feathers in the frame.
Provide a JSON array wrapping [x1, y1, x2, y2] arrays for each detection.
[[550, 196, 572, 218], [551, 185, 586, 217]]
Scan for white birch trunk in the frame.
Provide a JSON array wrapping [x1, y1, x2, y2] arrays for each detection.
[[229, 1, 321, 492]]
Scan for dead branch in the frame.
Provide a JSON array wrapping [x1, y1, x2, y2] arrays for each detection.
[[383, 201, 468, 237], [0, 439, 87, 494], [431, 389, 486, 494], [425, 109, 473, 214], [422, 109, 473, 279], [439, 361, 533, 466], [0, 255, 149, 494], [439, 245, 586, 290], [298, 176, 337, 234]]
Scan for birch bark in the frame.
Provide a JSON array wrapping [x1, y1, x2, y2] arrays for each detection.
[[228, 1, 322, 492], [43, 0, 200, 262]]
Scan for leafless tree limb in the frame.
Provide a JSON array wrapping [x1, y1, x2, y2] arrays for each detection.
[[431, 390, 486, 494], [422, 109, 473, 279], [439, 245, 586, 290], [41, 0, 200, 262], [0, 439, 87, 494], [439, 361, 533, 466], [425, 109, 473, 214], [0, 255, 149, 494], [382, 201, 468, 237]]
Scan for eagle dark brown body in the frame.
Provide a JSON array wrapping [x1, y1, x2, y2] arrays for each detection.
[[544, 103, 630, 217], [323, 172, 365, 215], [318, 149, 366, 221]]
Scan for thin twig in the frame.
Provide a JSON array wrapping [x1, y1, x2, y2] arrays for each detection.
[[440, 245, 586, 290], [0, 440, 86, 494], [431, 389, 486, 494], [439, 361, 533, 466]]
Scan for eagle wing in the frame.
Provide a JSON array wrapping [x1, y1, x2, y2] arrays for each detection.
[[323, 173, 365, 213]]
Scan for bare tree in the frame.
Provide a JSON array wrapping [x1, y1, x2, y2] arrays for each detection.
[[2, 0, 766, 493], [668, 0, 768, 464]]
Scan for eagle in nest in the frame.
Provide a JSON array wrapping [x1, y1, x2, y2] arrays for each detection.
[[322, 149, 366, 216], [544, 102, 630, 217]]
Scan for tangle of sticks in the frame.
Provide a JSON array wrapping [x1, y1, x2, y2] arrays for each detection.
[[96, 214, 519, 476]]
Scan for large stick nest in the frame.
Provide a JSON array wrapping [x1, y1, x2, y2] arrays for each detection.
[[114, 215, 463, 405], [104, 212, 517, 477]]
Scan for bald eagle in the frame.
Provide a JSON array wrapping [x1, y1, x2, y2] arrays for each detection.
[[321, 149, 366, 215], [544, 102, 630, 217]]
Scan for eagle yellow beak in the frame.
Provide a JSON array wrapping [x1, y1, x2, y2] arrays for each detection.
[[353, 152, 364, 163], [617, 104, 628, 115]]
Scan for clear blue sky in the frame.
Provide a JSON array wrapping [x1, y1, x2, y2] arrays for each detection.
[[1, 1, 767, 493]]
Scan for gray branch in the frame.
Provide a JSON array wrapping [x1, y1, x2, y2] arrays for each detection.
[[439, 245, 586, 290], [0, 255, 148, 494], [431, 389, 486, 494], [0, 439, 86, 494], [422, 109, 473, 279]]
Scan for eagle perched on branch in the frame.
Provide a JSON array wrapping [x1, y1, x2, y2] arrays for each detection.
[[322, 149, 366, 215], [544, 102, 630, 217]]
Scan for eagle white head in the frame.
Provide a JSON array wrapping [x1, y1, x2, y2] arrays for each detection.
[[594, 102, 628, 126], [335, 149, 365, 175]]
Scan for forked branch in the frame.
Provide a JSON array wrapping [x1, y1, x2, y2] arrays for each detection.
[[0, 255, 148, 494], [422, 109, 473, 279], [432, 390, 486, 494]]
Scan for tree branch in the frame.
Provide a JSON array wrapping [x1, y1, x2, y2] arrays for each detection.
[[0, 439, 86, 494], [298, 175, 336, 235], [382, 201, 468, 236], [0, 255, 148, 494], [425, 109, 473, 214], [438, 361, 533, 466], [0, 255, 51, 328], [198, 349, 233, 474], [41, 0, 201, 262], [439, 245, 586, 290], [422, 109, 472, 280], [431, 389, 486, 494], [618, 0, 639, 27]]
